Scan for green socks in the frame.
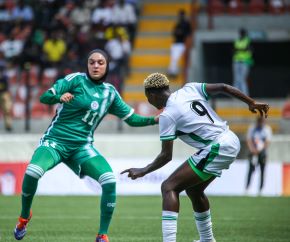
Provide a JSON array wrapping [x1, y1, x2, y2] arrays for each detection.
[[21, 174, 38, 219], [98, 183, 116, 234]]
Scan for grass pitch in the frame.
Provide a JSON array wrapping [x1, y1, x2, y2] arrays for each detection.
[[0, 195, 289, 242]]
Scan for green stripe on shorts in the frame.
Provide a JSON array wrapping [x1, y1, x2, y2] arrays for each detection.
[[187, 157, 214, 181]]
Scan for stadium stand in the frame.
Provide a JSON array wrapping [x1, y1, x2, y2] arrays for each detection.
[[124, 0, 191, 103], [227, 0, 245, 15], [247, 0, 266, 14], [207, 0, 226, 15], [0, 0, 289, 137]]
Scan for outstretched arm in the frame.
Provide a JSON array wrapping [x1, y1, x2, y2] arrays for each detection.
[[124, 113, 159, 127], [121, 140, 173, 179], [205, 83, 269, 118]]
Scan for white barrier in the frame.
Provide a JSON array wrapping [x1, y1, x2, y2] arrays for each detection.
[[35, 159, 282, 196], [0, 134, 287, 196]]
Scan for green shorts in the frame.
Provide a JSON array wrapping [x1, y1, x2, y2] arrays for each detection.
[[30, 139, 103, 176]]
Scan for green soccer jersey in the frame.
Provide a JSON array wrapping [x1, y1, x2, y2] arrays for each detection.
[[40, 72, 133, 143]]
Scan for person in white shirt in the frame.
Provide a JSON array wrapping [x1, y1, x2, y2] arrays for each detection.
[[0, 33, 24, 64], [112, 0, 137, 43], [91, 0, 114, 27], [122, 73, 269, 242], [112, 0, 136, 26], [167, 10, 191, 78], [245, 116, 272, 194]]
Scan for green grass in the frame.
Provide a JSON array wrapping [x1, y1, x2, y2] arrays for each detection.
[[0, 196, 289, 242]]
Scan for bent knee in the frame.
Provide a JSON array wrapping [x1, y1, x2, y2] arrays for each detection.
[[161, 179, 177, 194]]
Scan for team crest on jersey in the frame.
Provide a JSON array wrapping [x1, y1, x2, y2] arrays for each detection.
[[91, 101, 99, 110]]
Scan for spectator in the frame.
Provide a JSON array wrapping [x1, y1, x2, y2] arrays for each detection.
[[70, 0, 91, 33], [125, 0, 141, 16], [91, 0, 115, 49], [10, 21, 32, 41], [54, 0, 75, 32], [91, 0, 114, 27], [105, 26, 131, 94], [232, 28, 254, 96], [245, 116, 272, 195], [19, 29, 44, 68], [59, 47, 81, 76], [0, 32, 24, 65], [33, 1, 58, 30], [84, 0, 100, 10], [72, 31, 95, 65], [42, 30, 67, 68], [167, 9, 192, 79], [0, 3, 12, 34], [0, 54, 13, 131], [11, 0, 34, 23], [112, 0, 137, 43]]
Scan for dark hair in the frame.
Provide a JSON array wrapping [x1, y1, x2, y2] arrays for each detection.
[[239, 28, 247, 38], [145, 86, 170, 94], [86, 49, 110, 83]]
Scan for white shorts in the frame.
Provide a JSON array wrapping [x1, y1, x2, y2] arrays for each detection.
[[188, 130, 240, 177]]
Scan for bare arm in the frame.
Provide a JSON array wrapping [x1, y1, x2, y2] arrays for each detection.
[[205, 83, 269, 118], [247, 138, 258, 155], [121, 140, 173, 180]]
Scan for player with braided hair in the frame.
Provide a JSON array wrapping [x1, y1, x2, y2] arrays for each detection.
[[122, 73, 269, 242]]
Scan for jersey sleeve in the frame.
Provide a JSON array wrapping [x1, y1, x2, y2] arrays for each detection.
[[50, 73, 79, 95], [108, 90, 134, 119], [159, 113, 177, 141], [186, 82, 209, 100]]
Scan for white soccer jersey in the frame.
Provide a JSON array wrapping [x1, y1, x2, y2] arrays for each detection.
[[159, 82, 228, 149]]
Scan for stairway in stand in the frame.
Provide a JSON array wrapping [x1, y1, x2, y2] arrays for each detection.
[[123, 0, 192, 103]]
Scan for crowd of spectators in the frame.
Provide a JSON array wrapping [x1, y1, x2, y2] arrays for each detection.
[[0, 0, 137, 69], [0, 0, 138, 122]]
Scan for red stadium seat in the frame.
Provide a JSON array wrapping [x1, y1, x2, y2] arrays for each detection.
[[268, 0, 286, 13], [28, 65, 40, 86], [41, 68, 58, 88], [228, 0, 245, 14], [5, 0, 15, 11], [12, 101, 25, 119], [31, 102, 50, 118], [207, 0, 226, 15], [248, 0, 266, 14], [6, 68, 18, 85]]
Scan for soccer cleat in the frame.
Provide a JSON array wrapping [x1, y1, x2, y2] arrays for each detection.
[[96, 234, 109, 242], [14, 211, 32, 240]]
